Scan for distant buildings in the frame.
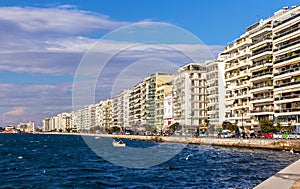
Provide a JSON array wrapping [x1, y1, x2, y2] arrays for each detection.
[[42, 61, 225, 133]]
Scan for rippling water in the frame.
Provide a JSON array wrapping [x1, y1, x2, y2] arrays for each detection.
[[0, 134, 299, 188]]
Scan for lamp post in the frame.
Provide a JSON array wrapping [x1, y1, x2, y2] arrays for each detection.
[[241, 107, 245, 137]]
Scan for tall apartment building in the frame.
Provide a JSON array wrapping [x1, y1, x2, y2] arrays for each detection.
[[129, 73, 174, 131], [273, 6, 300, 130], [206, 60, 225, 128], [173, 63, 207, 131], [155, 82, 173, 132], [98, 99, 113, 131], [112, 89, 130, 131], [223, 5, 300, 131], [43, 113, 72, 132]]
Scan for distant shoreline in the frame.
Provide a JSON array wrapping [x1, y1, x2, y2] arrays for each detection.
[[36, 132, 300, 152]]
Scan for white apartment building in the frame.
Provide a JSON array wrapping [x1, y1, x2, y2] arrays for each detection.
[[223, 5, 300, 131], [112, 89, 130, 131], [206, 60, 225, 128], [17, 121, 35, 133], [273, 6, 300, 131], [163, 94, 173, 128], [173, 63, 207, 131]]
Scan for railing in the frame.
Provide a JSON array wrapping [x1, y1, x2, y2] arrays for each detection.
[[251, 96, 273, 101], [274, 12, 300, 28], [274, 26, 300, 40], [274, 39, 300, 52], [251, 71, 273, 79], [274, 66, 300, 76], [275, 107, 300, 113], [251, 109, 273, 113], [274, 52, 300, 64], [275, 94, 300, 101], [252, 37, 272, 46], [274, 80, 300, 88], [252, 59, 272, 68], [252, 47, 272, 57], [251, 83, 273, 89]]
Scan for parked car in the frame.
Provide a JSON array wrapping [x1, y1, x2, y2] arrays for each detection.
[[264, 133, 273, 139], [282, 132, 289, 139], [221, 130, 233, 138], [273, 133, 282, 139], [257, 132, 264, 138], [289, 133, 300, 139], [250, 132, 256, 138]]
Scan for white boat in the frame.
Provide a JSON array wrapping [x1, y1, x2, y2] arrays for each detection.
[[112, 140, 126, 147], [95, 136, 100, 139]]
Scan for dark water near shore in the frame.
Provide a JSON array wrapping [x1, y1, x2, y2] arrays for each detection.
[[0, 134, 299, 189]]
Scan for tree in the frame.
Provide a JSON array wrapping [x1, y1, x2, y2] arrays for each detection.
[[222, 121, 238, 132], [260, 119, 274, 133]]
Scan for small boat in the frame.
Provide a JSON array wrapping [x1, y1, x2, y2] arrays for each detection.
[[112, 140, 126, 147], [95, 136, 100, 139]]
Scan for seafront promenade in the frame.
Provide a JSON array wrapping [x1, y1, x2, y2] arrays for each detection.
[[42, 132, 300, 152]]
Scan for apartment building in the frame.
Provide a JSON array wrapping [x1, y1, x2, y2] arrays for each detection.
[[112, 89, 130, 131], [43, 113, 72, 132], [206, 60, 225, 129], [155, 83, 173, 132], [273, 6, 300, 131], [223, 5, 300, 131], [163, 94, 173, 129], [98, 99, 113, 131], [173, 63, 207, 131]]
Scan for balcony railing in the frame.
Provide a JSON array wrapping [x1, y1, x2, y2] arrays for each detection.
[[251, 71, 273, 79], [274, 12, 300, 28], [252, 47, 272, 57], [274, 52, 300, 64], [251, 95, 273, 101], [274, 26, 300, 40], [275, 107, 300, 113], [274, 39, 300, 52], [251, 108, 273, 113], [274, 79, 300, 88], [251, 83, 273, 89], [252, 37, 272, 46], [275, 94, 300, 101], [274, 66, 300, 76]]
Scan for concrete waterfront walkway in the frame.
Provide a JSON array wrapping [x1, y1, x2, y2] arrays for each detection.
[[254, 159, 300, 189]]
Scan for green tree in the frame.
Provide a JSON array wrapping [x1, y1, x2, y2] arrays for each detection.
[[260, 119, 274, 133], [222, 121, 238, 132]]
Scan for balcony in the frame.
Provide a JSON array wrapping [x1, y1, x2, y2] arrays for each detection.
[[274, 51, 300, 64], [274, 65, 300, 77], [250, 108, 273, 113], [275, 94, 300, 101], [274, 26, 300, 40], [274, 38, 300, 52], [250, 95, 273, 103], [252, 47, 272, 57], [275, 107, 300, 113], [250, 71, 273, 82], [250, 83, 273, 93], [273, 12, 300, 28], [274, 78, 300, 89]]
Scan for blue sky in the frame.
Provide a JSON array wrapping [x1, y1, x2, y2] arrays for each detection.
[[0, 0, 299, 126]]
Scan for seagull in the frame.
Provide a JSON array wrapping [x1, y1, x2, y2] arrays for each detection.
[[290, 149, 294, 154], [185, 154, 193, 160]]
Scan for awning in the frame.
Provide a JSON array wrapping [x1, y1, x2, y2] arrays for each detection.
[[251, 43, 267, 51], [225, 100, 235, 105], [198, 126, 207, 129]]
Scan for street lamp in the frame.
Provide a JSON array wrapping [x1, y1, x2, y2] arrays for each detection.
[[241, 107, 245, 134]]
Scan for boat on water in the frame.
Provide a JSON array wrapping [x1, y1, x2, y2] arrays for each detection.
[[95, 136, 100, 139], [112, 140, 126, 147]]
